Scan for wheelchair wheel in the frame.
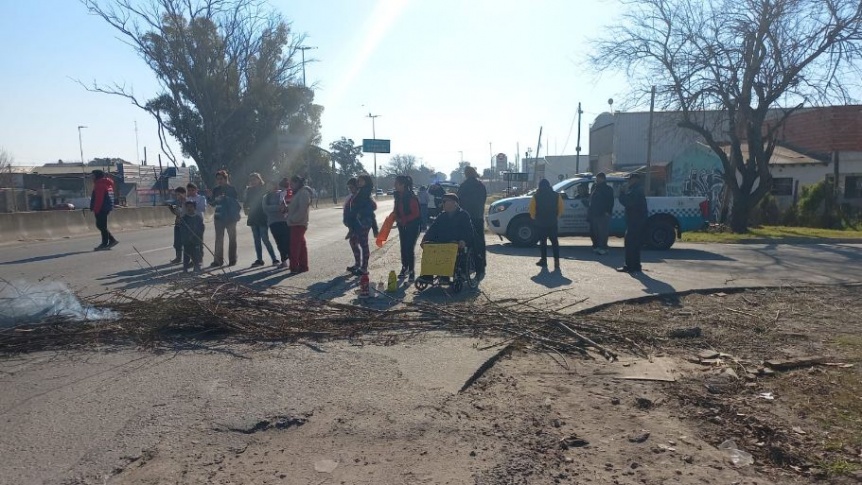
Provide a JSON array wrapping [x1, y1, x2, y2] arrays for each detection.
[[450, 278, 463, 293], [464, 253, 479, 289], [414, 279, 430, 291]]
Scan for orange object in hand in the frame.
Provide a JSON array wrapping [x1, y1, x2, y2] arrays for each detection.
[[375, 212, 396, 248]]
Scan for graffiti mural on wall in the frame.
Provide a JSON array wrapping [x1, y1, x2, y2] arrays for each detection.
[[667, 166, 727, 221], [683, 169, 726, 221]]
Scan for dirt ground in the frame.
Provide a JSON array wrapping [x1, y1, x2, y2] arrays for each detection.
[[92, 284, 861, 485]]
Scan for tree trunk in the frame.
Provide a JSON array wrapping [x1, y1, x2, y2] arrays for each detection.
[[730, 195, 750, 233]]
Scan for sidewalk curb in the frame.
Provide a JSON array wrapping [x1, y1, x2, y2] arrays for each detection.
[[572, 281, 862, 316]]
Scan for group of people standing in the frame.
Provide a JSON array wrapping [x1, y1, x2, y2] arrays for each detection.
[[168, 170, 312, 273], [527, 171, 648, 274], [338, 168, 488, 285]]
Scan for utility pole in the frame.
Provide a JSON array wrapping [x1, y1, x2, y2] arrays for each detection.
[[516, 142, 520, 171], [78, 125, 88, 197], [575, 102, 583, 173], [534, 127, 543, 184], [297, 46, 317, 87], [366, 112, 381, 188], [646, 86, 656, 194], [489, 142, 493, 180], [134, 120, 140, 165]]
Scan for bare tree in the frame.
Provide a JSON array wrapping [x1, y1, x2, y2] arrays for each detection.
[[81, 0, 318, 185], [382, 154, 419, 177], [0, 148, 13, 188], [592, 0, 862, 232]]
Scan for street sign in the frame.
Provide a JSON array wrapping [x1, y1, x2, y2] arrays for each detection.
[[504, 172, 529, 182], [495, 153, 507, 171], [362, 139, 391, 154]]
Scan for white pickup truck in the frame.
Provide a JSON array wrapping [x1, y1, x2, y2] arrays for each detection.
[[486, 174, 709, 250]]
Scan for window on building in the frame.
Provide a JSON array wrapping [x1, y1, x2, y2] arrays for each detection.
[[845, 176, 861, 199], [771, 177, 793, 196]]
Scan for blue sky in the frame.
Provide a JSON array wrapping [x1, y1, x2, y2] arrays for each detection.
[[0, 0, 629, 175]]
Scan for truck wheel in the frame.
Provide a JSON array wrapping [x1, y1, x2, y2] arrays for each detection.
[[507, 216, 538, 247], [645, 218, 676, 250]]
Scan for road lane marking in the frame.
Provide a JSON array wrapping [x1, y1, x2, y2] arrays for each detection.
[[125, 246, 173, 256]]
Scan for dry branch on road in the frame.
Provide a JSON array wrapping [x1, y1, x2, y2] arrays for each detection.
[[0, 277, 645, 359]]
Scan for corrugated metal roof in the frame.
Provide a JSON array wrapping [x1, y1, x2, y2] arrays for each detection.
[[6, 166, 35, 174], [721, 144, 825, 165]]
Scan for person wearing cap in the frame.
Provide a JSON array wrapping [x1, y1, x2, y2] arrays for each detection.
[[618, 172, 648, 273], [427, 182, 446, 219], [421, 193, 474, 250], [89, 169, 118, 251], [456, 166, 488, 278], [589, 172, 615, 255]]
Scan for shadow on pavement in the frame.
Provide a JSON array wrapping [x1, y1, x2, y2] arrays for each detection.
[[230, 268, 299, 290], [630, 270, 679, 299], [530, 267, 573, 288], [301, 274, 355, 300], [412, 282, 482, 304], [487, 242, 736, 264], [0, 251, 93, 265]]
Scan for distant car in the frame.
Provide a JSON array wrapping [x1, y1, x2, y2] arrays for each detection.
[[386, 189, 395, 196], [51, 203, 75, 211], [376, 188, 384, 196]]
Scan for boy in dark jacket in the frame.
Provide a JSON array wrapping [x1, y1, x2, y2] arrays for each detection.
[[180, 200, 205, 272], [168, 186, 187, 264], [90, 169, 118, 251]]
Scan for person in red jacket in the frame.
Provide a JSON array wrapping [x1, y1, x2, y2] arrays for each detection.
[[392, 174, 421, 282], [90, 170, 118, 251]]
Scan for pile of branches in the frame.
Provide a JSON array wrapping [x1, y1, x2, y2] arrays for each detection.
[[0, 277, 646, 361]]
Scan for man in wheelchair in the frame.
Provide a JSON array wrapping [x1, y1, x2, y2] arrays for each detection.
[[419, 193, 474, 284]]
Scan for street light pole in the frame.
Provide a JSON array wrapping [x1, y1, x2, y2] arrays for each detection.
[[297, 45, 317, 87], [366, 112, 380, 188], [78, 125, 88, 197]]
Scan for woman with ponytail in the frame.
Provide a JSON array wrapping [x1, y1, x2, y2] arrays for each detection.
[[392, 175, 421, 282]]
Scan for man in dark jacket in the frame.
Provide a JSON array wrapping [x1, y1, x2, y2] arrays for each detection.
[[90, 170, 118, 251], [618, 173, 648, 273], [422, 193, 474, 249], [420, 193, 474, 282], [456, 166, 487, 277], [588, 172, 615, 255]]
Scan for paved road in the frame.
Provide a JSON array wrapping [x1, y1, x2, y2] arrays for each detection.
[[2, 213, 862, 484], [1, 206, 861, 310], [0, 199, 397, 301]]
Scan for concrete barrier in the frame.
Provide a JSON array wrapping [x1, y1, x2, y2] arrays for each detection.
[[0, 207, 177, 246]]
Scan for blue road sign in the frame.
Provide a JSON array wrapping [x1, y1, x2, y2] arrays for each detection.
[[362, 139, 391, 153]]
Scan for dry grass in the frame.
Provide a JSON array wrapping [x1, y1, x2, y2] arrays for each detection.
[[586, 285, 862, 479]]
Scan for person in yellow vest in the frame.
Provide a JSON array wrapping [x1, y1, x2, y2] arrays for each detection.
[[528, 178, 564, 271]]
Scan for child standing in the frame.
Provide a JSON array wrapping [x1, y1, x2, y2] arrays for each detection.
[[169, 186, 187, 264], [346, 174, 376, 276], [180, 200, 205, 272]]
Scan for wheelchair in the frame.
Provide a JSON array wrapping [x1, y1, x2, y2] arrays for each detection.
[[414, 242, 480, 293]]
